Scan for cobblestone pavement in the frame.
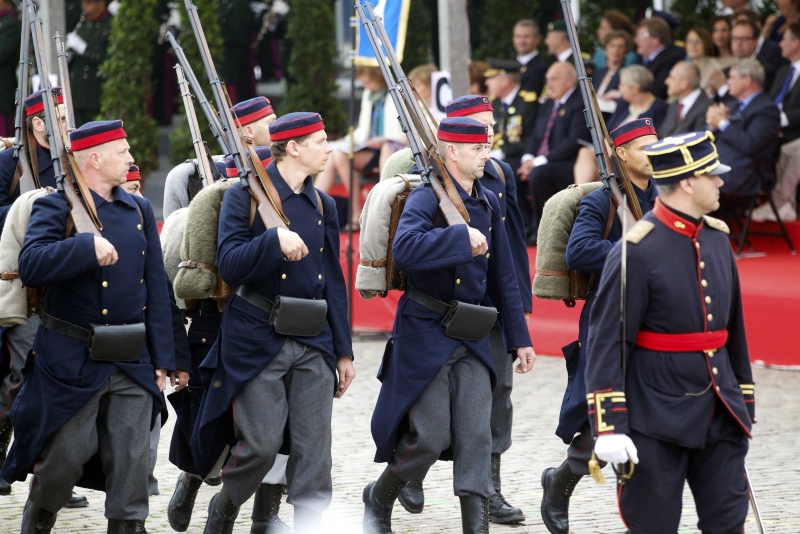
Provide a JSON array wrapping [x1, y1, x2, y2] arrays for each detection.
[[2, 336, 798, 533]]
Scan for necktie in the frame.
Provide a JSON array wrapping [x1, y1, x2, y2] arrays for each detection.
[[537, 102, 560, 157], [676, 102, 684, 122], [774, 66, 796, 105], [370, 95, 385, 137]]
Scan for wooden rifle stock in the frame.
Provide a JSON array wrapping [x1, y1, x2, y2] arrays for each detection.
[[356, 2, 468, 226], [29, 3, 101, 236], [13, 2, 36, 193], [175, 65, 216, 187], [184, 0, 288, 229]]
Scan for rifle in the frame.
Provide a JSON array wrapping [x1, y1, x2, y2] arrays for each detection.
[[183, 0, 288, 229], [356, 2, 469, 225], [28, 2, 102, 235], [175, 64, 217, 187], [12, 1, 36, 194], [165, 31, 230, 155], [54, 32, 77, 135]]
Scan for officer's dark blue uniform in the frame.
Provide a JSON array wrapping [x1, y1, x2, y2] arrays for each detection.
[[586, 132, 754, 533], [3, 121, 174, 530]]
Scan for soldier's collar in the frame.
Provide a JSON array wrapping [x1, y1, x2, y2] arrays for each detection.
[[653, 198, 703, 238], [267, 162, 320, 210]]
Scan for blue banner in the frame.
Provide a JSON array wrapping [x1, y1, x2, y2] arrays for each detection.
[[355, 0, 411, 65]]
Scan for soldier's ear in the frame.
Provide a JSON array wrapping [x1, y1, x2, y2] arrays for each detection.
[[615, 146, 627, 162]]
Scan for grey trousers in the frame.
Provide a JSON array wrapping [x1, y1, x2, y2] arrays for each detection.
[[390, 345, 494, 498], [566, 423, 606, 476], [30, 369, 152, 520], [148, 413, 161, 496], [221, 339, 334, 510], [0, 316, 39, 416], [489, 326, 513, 455]]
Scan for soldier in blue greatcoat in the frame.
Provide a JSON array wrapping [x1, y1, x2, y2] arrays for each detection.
[[191, 112, 355, 534], [586, 131, 754, 532], [539, 119, 659, 534], [4, 120, 175, 533], [362, 117, 535, 534]]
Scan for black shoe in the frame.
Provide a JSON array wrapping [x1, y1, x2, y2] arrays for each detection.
[[540, 461, 583, 534], [489, 453, 524, 524], [0, 477, 10, 496], [251, 483, 291, 533], [168, 473, 203, 532], [64, 492, 89, 508], [107, 519, 142, 534], [362, 468, 407, 534], [460, 494, 490, 534], [20, 499, 57, 534], [205, 476, 222, 486], [203, 487, 240, 534], [397, 480, 424, 514]]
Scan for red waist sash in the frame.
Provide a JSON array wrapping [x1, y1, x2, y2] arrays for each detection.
[[635, 330, 728, 352]]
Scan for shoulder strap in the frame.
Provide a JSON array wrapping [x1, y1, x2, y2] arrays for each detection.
[[10, 164, 21, 200], [602, 197, 618, 240], [489, 159, 505, 185], [27, 128, 40, 188]]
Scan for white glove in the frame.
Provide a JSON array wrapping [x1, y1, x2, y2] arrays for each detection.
[[66, 32, 87, 55], [108, 0, 120, 16], [594, 434, 639, 465], [271, 0, 290, 16], [167, 7, 182, 30], [250, 1, 268, 15]]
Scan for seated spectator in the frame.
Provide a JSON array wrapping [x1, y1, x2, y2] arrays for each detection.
[[753, 20, 800, 222], [706, 58, 781, 197], [634, 16, 685, 100], [685, 27, 725, 94], [592, 10, 638, 70], [314, 65, 406, 229], [594, 30, 632, 115], [711, 15, 737, 70], [606, 65, 668, 133], [731, 15, 786, 89], [662, 61, 714, 136], [546, 20, 576, 64], [408, 63, 438, 109], [764, 0, 800, 43], [468, 61, 489, 95], [519, 61, 591, 242]]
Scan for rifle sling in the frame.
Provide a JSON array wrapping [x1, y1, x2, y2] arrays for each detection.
[[245, 141, 289, 226], [27, 128, 41, 188], [66, 150, 103, 231]]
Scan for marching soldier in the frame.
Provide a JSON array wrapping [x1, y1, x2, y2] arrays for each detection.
[[586, 131, 755, 532], [191, 112, 355, 534], [363, 117, 535, 534], [4, 120, 175, 533], [540, 119, 659, 534]]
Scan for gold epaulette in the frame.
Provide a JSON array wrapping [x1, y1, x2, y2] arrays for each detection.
[[703, 215, 730, 234], [626, 220, 655, 244], [586, 390, 626, 433], [519, 90, 538, 103]]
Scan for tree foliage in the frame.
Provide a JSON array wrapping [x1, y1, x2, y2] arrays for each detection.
[[473, 0, 539, 59], [400, 0, 432, 71], [99, 0, 159, 177], [280, 0, 346, 136], [668, 0, 718, 41]]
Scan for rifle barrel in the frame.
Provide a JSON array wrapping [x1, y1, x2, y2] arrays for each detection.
[[14, 2, 35, 193], [54, 32, 77, 135], [176, 65, 216, 187]]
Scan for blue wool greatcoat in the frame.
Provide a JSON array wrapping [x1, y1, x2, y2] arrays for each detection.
[[0, 142, 56, 231], [190, 162, 353, 478], [557, 180, 657, 443], [1, 187, 174, 489], [371, 176, 532, 463]]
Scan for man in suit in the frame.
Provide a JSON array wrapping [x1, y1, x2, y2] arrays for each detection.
[[545, 21, 573, 64], [661, 61, 714, 136], [730, 19, 784, 91], [485, 59, 539, 228], [753, 20, 800, 222], [513, 19, 547, 97], [706, 59, 781, 197], [634, 17, 683, 100], [518, 61, 591, 242]]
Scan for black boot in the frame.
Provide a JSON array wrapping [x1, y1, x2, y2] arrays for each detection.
[[1, 417, 13, 496], [64, 492, 89, 508], [397, 480, 424, 514], [203, 487, 241, 534], [488, 453, 524, 524], [540, 460, 583, 534], [460, 494, 490, 534], [293, 506, 322, 534], [107, 519, 142, 534], [250, 483, 291, 533], [168, 473, 203, 532], [20, 499, 57, 534], [362, 468, 407, 534]]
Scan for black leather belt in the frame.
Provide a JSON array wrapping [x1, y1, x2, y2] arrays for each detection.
[[41, 312, 91, 342], [234, 285, 274, 313], [405, 286, 451, 316]]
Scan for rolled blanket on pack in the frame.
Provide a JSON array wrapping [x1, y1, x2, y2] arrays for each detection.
[[0, 188, 51, 327], [533, 182, 603, 301], [380, 147, 415, 181], [160, 207, 188, 309], [173, 178, 239, 302]]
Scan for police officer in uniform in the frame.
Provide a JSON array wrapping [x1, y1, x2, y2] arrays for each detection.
[[586, 131, 755, 532], [539, 119, 659, 534], [66, 0, 113, 126], [4, 120, 175, 533], [363, 117, 535, 534], [191, 112, 355, 534], [396, 96, 532, 525]]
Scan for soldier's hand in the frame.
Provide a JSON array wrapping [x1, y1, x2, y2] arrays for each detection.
[[594, 433, 639, 465], [94, 237, 118, 266], [515, 346, 536, 373], [335, 356, 355, 398], [277, 228, 308, 261], [66, 32, 87, 55], [467, 227, 488, 257], [170, 370, 191, 392], [517, 160, 533, 181], [155, 368, 167, 392]]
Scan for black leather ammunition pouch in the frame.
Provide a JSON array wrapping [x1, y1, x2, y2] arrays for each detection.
[[235, 286, 328, 337], [88, 323, 146, 362], [406, 286, 497, 341]]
